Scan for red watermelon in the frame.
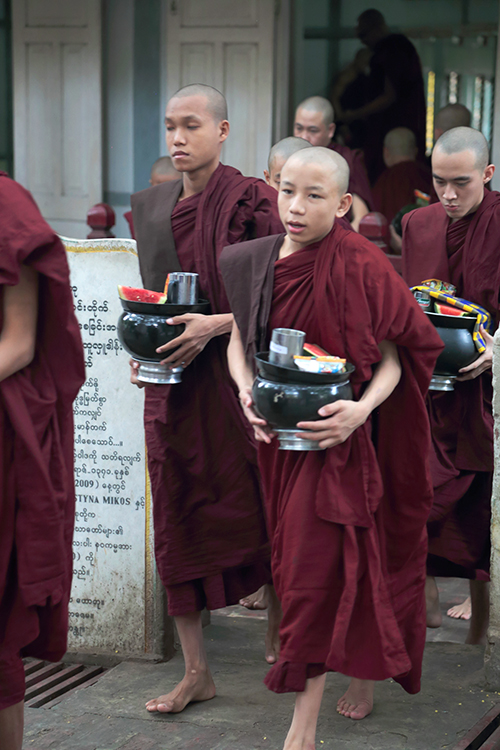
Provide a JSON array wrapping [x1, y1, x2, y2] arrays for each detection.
[[434, 302, 469, 317], [118, 285, 167, 304]]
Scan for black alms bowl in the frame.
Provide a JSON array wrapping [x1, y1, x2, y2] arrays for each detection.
[[425, 311, 479, 375], [252, 352, 354, 429], [118, 299, 210, 362]]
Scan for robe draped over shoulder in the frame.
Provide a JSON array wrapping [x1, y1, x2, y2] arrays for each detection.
[[0, 173, 85, 707], [220, 224, 443, 693], [131, 164, 284, 615], [402, 191, 500, 577]]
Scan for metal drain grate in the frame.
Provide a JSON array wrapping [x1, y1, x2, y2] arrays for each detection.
[[451, 703, 500, 749], [23, 658, 106, 708]]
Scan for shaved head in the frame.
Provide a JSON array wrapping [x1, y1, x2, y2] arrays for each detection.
[[358, 8, 386, 29], [435, 104, 471, 134], [170, 84, 228, 122], [151, 156, 177, 178], [296, 96, 334, 127], [268, 137, 312, 171], [284, 147, 350, 195], [434, 126, 489, 171], [383, 127, 417, 166]]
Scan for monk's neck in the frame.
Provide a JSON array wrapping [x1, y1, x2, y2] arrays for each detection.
[[279, 233, 325, 260], [180, 158, 220, 200]]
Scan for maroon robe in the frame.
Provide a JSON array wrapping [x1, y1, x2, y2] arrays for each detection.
[[402, 190, 500, 577], [328, 142, 373, 210], [220, 224, 443, 694], [131, 163, 284, 615], [124, 210, 135, 239], [373, 160, 432, 223], [0, 173, 85, 708]]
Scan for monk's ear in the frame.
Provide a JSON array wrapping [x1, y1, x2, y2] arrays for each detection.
[[484, 164, 495, 184], [328, 122, 336, 141], [336, 192, 353, 218], [219, 120, 230, 143], [263, 170, 271, 186]]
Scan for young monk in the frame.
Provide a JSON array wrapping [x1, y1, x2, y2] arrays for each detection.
[[130, 84, 284, 712], [220, 148, 443, 750], [264, 137, 312, 191], [402, 126, 499, 643], [0, 173, 85, 750], [293, 96, 372, 230]]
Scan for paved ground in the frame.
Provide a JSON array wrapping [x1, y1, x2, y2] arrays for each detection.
[[23, 579, 499, 750]]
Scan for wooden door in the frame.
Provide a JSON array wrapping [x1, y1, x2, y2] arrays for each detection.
[[13, 0, 102, 237], [164, 0, 278, 177]]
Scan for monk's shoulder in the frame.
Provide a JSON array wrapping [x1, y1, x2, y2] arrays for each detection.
[[0, 174, 56, 246], [220, 234, 282, 276], [340, 226, 402, 280], [131, 179, 182, 212], [402, 202, 443, 235]]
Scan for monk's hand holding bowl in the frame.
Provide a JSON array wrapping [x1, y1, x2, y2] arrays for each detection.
[[238, 387, 275, 444], [129, 358, 146, 388], [296, 400, 369, 450], [157, 312, 232, 368], [457, 326, 494, 381]]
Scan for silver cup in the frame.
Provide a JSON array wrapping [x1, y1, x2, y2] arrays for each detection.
[[167, 272, 199, 304], [269, 328, 306, 367]]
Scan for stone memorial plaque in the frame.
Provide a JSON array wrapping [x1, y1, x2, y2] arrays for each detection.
[[63, 238, 159, 658]]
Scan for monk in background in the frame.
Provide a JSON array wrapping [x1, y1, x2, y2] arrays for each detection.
[[221, 148, 442, 749], [130, 84, 284, 713], [435, 104, 471, 142], [293, 96, 372, 231], [125, 156, 179, 238], [0, 173, 85, 749], [341, 9, 426, 183], [264, 136, 312, 191], [373, 127, 431, 225], [402, 127, 498, 644]]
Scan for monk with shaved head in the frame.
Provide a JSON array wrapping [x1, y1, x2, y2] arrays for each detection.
[[264, 136, 313, 191], [220, 147, 442, 749], [434, 103, 471, 142], [293, 96, 373, 231], [130, 83, 283, 713], [373, 127, 432, 224], [402, 126, 498, 643]]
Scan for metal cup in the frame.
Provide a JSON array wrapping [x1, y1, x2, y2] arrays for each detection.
[[166, 272, 199, 304], [269, 328, 306, 367]]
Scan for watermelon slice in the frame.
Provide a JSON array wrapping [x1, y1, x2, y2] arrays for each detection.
[[118, 285, 167, 304], [163, 273, 171, 295], [434, 302, 469, 317], [303, 342, 331, 357]]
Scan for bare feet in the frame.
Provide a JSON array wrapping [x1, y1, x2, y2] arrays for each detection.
[[265, 585, 282, 664], [337, 678, 374, 720], [146, 669, 216, 714], [447, 596, 471, 621], [240, 584, 268, 610], [425, 575, 442, 628]]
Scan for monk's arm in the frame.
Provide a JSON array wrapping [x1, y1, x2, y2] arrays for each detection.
[[297, 339, 401, 449], [227, 320, 274, 444], [340, 77, 396, 123], [350, 194, 369, 232], [156, 312, 233, 368], [0, 264, 38, 382]]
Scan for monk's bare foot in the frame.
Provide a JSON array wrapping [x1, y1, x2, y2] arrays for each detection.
[[447, 597, 471, 621], [240, 584, 268, 610], [337, 678, 374, 720], [145, 669, 215, 714], [425, 575, 442, 628], [265, 585, 282, 664]]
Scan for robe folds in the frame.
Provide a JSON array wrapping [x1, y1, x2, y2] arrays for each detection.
[[219, 223, 443, 694], [328, 142, 373, 210], [373, 160, 432, 224], [130, 163, 284, 615], [402, 191, 500, 578], [0, 173, 85, 708]]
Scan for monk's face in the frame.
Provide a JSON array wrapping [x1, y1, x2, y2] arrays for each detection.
[[278, 160, 352, 249], [263, 155, 286, 191], [432, 148, 495, 220], [293, 108, 334, 148], [165, 95, 229, 173]]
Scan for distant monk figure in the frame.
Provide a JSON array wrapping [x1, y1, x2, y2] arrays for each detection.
[[264, 136, 312, 191], [435, 103, 471, 142], [125, 157, 179, 238], [373, 127, 432, 223], [0, 173, 85, 750], [220, 147, 442, 749], [341, 9, 426, 183], [293, 96, 373, 231], [402, 127, 498, 645], [130, 84, 284, 714]]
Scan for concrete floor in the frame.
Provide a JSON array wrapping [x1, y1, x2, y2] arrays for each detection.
[[23, 579, 499, 750]]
